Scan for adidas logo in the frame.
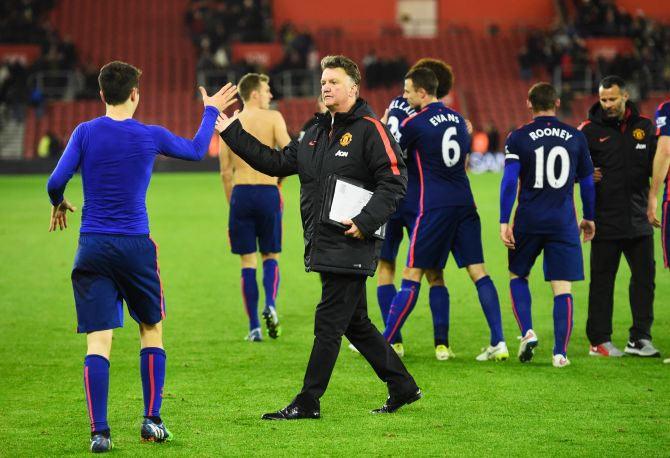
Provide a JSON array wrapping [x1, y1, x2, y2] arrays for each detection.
[[335, 150, 349, 157]]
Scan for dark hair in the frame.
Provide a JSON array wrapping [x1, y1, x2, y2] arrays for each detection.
[[320, 55, 361, 86], [98, 61, 142, 105], [405, 67, 438, 96], [599, 75, 626, 90], [528, 82, 558, 111], [238, 73, 270, 101], [411, 58, 453, 98]]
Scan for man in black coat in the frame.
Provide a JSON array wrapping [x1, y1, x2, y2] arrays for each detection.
[[216, 55, 421, 419], [578, 75, 660, 358]]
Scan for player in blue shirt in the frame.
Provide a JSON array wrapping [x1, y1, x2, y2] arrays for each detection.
[[373, 58, 455, 360], [647, 99, 670, 364], [500, 82, 595, 368], [47, 61, 237, 452], [381, 67, 508, 362]]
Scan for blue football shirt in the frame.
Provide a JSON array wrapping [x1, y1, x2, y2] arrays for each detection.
[[504, 116, 594, 234]]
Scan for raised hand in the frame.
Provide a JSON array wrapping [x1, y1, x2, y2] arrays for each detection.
[[215, 111, 240, 134], [49, 198, 77, 232], [198, 83, 238, 112]]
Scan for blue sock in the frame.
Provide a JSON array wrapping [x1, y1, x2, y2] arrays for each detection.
[[510, 278, 533, 336], [262, 259, 280, 310], [140, 347, 166, 421], [241, 268, 260, 330], [553, 294, 574, 357], [429, 286, 449, 346], [84, 355, 110, 434], [383, 279, 420, 343], [377, 284, 401, 343], [475, 276, 505, 346]]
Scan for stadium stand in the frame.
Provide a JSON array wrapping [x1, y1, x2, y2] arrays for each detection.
[[0, 0, 667, 160]]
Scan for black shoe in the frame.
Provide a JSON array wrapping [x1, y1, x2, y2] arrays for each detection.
[[371, 388, 422, 414], [261, 401, 321, 420], [90, 432, 112, 453], [624, 339, 661, 357], [141, 418, 173, 443]]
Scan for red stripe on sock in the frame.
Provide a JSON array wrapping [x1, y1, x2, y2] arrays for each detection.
[[84, 366, 95, 430], [564, 296, 573, 355], [388, 287, 416, 342], [510, 290, 522, 332], [148, 354, 155, 416], [272, 264, 279, 302]]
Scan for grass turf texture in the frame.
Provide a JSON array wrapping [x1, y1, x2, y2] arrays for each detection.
[[0, 172, 668, 457]]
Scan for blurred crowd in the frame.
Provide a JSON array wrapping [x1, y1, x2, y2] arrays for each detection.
[[519, 0, 670, 99], [187, 0, 319, 98], [0, 0, 100, 125], [362, 51, 409, 89]]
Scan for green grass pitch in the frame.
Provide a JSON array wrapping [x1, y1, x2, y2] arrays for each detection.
[[0, 172, 668, 456]]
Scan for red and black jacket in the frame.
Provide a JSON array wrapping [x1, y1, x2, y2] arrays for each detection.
[[220, 98, 407, 276], [578, 101, 657, 240]]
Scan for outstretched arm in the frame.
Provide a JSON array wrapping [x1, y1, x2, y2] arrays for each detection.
[[217, 116, 299, 177], [150, 83, 239, 161]]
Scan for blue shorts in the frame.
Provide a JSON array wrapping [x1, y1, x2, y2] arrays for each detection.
[[72, 234, 166, 333], [380, 207, 417, 261], [229, 185, 282, 255], [406, 206, 484, 269], [509, 230, 584, 281]]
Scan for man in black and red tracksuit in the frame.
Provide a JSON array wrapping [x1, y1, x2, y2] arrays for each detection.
[[217, 55, 421, 420], [578, 75, 660, 358]]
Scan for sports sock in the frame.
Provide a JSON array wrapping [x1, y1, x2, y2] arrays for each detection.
[[510, 277, 533, 336], [140, 347, 166, 422], [429, 285, 449, 347], [383, 279, 420, 343], [241, 268, 260, 330], [83, 355, 110, 434], [377, 284, 401, 343], [475, 276, 505, 346], [553, 294, 574, 357], [262, 259, 280, 310]]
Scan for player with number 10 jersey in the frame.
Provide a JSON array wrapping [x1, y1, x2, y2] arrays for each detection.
[[500, 82, 595, 368]]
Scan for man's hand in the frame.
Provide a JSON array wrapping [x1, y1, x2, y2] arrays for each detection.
[[198, 83, 238, 112], [49, 198, 77, 232], [593, 167, 602, 183], [342, 219, 364, 239], [500, 223, 515, 249], [380, 108, 389, 125], [215, 111, 240, 134], [579, 219, 596, 242], [647, 194, 661, 227]]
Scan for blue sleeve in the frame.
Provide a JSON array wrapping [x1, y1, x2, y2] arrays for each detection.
[[500, 161, 520, 224], [575, 132, 594, 179], [657, 103, 670, 137], [47, 124, 84, 205], [398, 118, 416, 153], [579, 174, 595, 220], [149, 106, 219, 161]]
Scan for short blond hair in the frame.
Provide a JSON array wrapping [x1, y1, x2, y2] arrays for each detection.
[[238, 73, 270, 101]]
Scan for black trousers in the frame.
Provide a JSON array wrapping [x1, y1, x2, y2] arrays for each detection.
[[295, 272, 417, 409], [587, 235, 655, 345]]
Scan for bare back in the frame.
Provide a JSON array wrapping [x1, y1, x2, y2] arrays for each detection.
[[220, 108, 291, 186]]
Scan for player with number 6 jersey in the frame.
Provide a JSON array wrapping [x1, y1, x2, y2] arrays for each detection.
[[500, 82, 595, 368], [372, 58, 455, 360], [381, 67, 508, 362]]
